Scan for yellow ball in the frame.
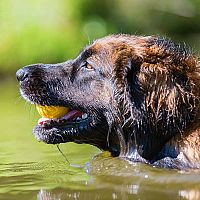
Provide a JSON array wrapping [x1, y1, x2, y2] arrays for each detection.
[[36, 105, 70, 118]]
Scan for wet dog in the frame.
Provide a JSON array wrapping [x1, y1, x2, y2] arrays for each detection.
[[16, 34, 200, 169]]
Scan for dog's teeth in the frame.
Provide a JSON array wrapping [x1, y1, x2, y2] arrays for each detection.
[[82, 113, 88, 119]]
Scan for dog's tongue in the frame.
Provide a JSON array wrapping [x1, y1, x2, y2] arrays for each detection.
[[38, 110, 83, 125]]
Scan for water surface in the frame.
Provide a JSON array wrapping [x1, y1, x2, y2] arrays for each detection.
[[0, 79, 199, 200]]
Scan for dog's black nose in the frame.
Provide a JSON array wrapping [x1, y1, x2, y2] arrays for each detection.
[[16, 68, 29, 82]]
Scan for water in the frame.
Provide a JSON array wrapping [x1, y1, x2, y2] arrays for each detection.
[[0, 79, 199, 200]]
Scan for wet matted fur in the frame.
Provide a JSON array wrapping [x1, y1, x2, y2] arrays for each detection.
[[16, 34, 200, 169]]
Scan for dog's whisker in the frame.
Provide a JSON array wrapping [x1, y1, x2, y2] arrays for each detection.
[[56, 144, 70, 165]]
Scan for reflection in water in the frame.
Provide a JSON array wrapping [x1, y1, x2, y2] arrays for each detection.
[[35, 154, 200, 200], [37, 188, 200, 200], [37, 189, 131, 200], [179, 189, 200, 200], [38, 190, 61, 200]]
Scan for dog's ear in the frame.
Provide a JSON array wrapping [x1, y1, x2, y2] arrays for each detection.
[[112, 44, 143, 117], [112, 45, 144, 126], [111, 46, 143, 156]]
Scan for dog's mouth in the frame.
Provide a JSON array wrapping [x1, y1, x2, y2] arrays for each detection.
[[35, 105, 92, 129], [32, 103, 119, 155], [32, 104, 96, 145]]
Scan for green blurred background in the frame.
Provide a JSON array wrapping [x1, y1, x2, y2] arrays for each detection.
[[1, 0, 200, 77]]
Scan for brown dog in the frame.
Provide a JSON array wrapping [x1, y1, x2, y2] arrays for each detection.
[[16, 34, 200, 169]]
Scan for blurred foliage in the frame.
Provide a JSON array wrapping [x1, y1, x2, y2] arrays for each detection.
[[0, 0, 200, 75]]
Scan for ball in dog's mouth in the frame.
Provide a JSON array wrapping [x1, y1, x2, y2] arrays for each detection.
[[36, 105, 70, 119], [35, 105, 89, 128], [33, 104, 105, 147]]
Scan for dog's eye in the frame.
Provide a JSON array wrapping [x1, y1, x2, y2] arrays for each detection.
[[86, 63, 93, 70], [81, 61, 94, 70]]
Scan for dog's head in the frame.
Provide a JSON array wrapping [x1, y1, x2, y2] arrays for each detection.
[[16, 35, 200, 161]]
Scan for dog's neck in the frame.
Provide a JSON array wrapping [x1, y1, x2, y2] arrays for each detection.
[[169, 122, 200, 163], [113, 100, 200, 162]]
